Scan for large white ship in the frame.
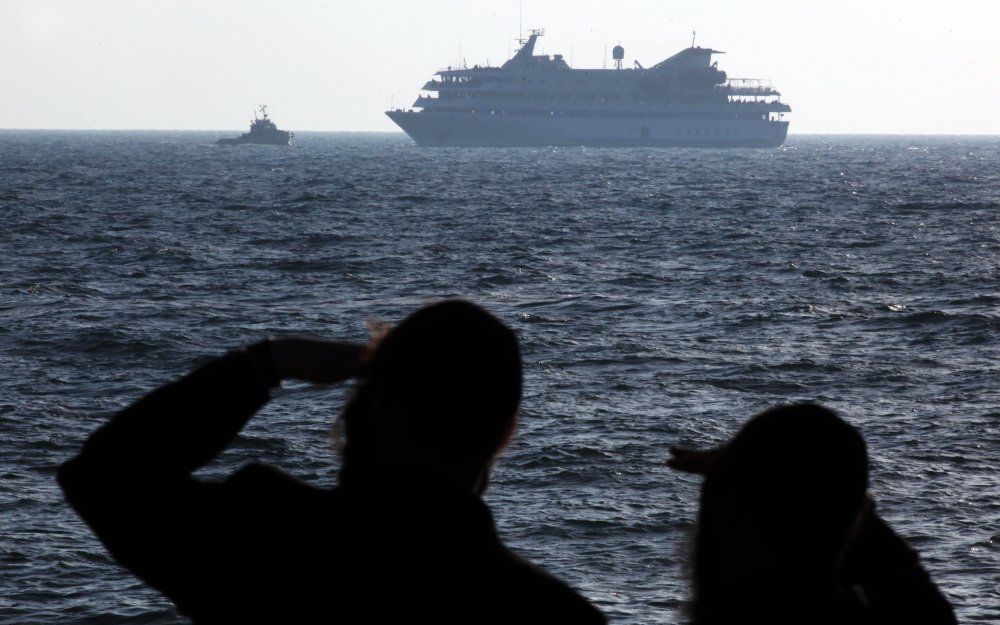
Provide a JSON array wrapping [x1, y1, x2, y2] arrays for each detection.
[[387, 30, 790, 147]]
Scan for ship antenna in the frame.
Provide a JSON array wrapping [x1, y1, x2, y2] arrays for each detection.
[[692, 30, 697, 48], [519, 0, 523, 44]]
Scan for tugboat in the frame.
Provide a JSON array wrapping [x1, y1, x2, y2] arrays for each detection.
[[217, 105, 293, 145]]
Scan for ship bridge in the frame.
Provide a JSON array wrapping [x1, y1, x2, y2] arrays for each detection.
[[500, 30, 571, 71], [651, 46, 724, 70]]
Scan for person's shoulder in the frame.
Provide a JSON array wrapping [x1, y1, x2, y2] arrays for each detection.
[[226, 463, 336, 509], [493, 549, 607, 624]]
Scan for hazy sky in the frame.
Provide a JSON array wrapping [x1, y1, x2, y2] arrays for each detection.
[[3, 0, 998, 133]]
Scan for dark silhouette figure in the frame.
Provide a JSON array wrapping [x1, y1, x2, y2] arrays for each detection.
[[59, 300, 606, 624], [668, 404, 956, 625]]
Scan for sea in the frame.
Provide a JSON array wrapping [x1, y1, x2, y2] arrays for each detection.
[[0, 131, 997, 624]]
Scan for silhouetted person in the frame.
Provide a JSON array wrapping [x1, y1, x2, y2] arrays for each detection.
[[59, 300, 606, 624], [668, 404, 955, 625]]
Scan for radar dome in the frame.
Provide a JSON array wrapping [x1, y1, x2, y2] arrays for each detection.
[[612, 45, 625, 61]]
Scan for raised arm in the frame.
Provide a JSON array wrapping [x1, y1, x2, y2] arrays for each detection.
[[57, 338, 367, 616], [60, 337, 367, 491], [60, 347, 274, 485]]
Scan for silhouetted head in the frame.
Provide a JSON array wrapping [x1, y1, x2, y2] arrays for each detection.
[[340, 300, 522, 493], [674, 404, 869, 622], [717, 404, 868, 522]]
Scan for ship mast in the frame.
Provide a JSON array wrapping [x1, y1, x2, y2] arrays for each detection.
[[519, 0, 523, 44]]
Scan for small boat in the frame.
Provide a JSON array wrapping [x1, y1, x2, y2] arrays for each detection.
[[217, 105, 293, 146]]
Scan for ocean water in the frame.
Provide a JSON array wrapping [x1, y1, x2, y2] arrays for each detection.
[[0, 131, 997, 623]]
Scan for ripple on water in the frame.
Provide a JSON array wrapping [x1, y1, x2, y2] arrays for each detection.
[[0, 132, 997, 624]]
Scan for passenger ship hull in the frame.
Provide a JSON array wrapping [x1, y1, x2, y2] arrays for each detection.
[[387, 110, 789, 148]]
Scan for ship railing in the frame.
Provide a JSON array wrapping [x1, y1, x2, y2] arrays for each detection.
[[726, 78, 774, 89], [415, 93, 786, 107], [422, 79, 483, 91], [725, 87, 782, 97], [722, 79, 782, 97], [413, 101, 791, 116], [437, 65, 502, 74]]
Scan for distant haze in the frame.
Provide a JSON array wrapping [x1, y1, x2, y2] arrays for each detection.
[[2, 0, 997, 134]]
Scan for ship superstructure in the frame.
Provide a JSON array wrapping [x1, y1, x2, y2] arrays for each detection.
[[387, 31, 790, 147], [217, 105, 294, 146]]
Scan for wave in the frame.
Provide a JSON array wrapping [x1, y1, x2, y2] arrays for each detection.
[[894, 200, 999, 211]]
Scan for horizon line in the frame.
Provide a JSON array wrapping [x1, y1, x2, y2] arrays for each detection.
[[1, 128, 998, 137]]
